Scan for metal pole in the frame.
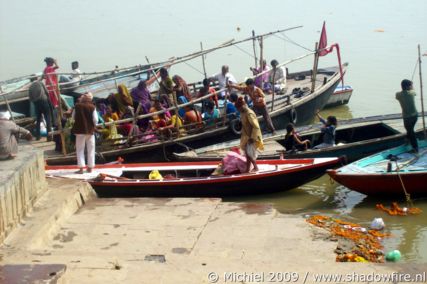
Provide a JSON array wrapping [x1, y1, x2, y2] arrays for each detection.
[[418, 44, 426, 138]]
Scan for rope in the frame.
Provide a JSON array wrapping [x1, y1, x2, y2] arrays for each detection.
[[273, 33, 313, 52], [182, 61, 205, 76], [394, 160, 413, 207], [233, 45, 256, 59]]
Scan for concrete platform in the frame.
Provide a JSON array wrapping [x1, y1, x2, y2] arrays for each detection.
[[2, 178, 425, 283]]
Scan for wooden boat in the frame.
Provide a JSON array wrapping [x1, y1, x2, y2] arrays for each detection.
[[172, 115, 426, 163], [45, 157, 340, 197], [324, 85, 353, 108], [40, 63, 345, 165], [327, 139, 427, 197]]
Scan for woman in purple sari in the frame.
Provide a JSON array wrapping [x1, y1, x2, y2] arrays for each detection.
[[131, 80, 152, 130]]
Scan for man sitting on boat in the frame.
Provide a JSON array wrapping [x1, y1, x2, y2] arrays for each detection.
[[313, 110, 337, 149], [266, 59, 287, 94], [59, 61, 82, 88], [209, 65, 237, 99]]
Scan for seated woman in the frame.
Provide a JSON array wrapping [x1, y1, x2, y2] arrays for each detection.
[[283, 123, 310, 151], [149, 99, 171, 122], [114, 84, 133, 117], [183, 105, 202, 130], [103, 105, 119, 122], [158, 109, 186, 138], [197, 78, 218, 112], [151, 112, 170, 139], [313, 111, 337, 149], [117, 106, 136, 137], [172, 75, 192, 102], [131, 80, 151, 109], [202, 100, 220, 127]]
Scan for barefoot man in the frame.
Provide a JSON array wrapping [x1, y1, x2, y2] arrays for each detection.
[[234, 97, 264, 172]]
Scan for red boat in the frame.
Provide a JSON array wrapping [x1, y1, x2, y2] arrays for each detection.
[[46, 158, 340, 197], [327, 139, 427, 197]]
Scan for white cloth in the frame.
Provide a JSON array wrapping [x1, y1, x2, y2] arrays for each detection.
[[75, 134, 95, 168]]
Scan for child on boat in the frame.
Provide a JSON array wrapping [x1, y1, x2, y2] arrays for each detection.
[[313, 110, 337, 149]]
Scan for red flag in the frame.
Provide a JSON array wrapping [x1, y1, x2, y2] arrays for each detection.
[[318, 21, 330, 56]]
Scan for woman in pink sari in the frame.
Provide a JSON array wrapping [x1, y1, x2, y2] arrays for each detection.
[[43, 57, 59, 108]]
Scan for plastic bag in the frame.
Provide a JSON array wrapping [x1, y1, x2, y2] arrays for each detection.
[[149, 170, 163, 180], [370, 218, 385, 230]]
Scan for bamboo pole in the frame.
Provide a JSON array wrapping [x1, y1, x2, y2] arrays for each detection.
[[418, 44, 426, 138], [311, 42, 320, 93], [252, 30, 258, 69], [55, 80, 67, 155], [2, 26, 305, 98], [271, 68, 277, 112], [200, 42, 207, 79], [259, 36, 264, 86]]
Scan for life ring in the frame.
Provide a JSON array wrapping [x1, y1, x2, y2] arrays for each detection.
[[230, 118, 242, 135], [289, 107, 297, 124]]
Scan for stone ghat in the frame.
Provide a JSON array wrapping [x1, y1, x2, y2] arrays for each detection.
[[0, 145, 46, 242]]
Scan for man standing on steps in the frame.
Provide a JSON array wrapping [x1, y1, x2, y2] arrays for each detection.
[[71, 92, 98, 174], [396, 79, 419, 153]]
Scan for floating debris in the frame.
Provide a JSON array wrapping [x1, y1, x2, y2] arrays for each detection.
[[306, 215, 390, 263], [374, 28, 385, 32], [376, 202, 422, 216]]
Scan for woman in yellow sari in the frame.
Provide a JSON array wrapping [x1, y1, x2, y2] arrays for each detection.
[[114, 84, 133, 116]]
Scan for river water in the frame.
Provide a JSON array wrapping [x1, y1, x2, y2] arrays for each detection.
[[1, 0, 426, 263]]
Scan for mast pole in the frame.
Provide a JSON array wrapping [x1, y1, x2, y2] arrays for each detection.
[[418, 44, 426, 138], [200, 42, 207, 79], [252, 30, 258, 69], [311, 42, 320, 93]]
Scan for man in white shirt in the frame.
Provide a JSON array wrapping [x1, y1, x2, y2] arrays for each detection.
[[210, 65, 237, 99], [268, 59, 287, 93], [70, 61, 82, 82]]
